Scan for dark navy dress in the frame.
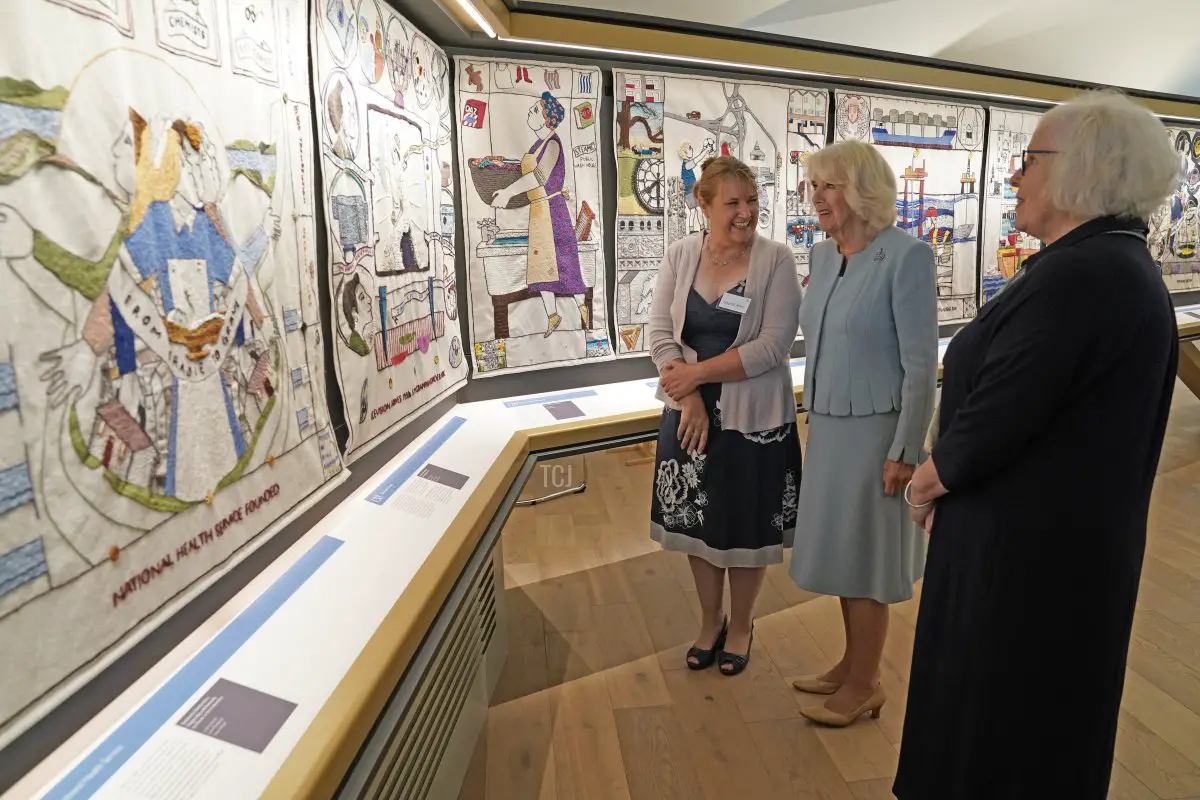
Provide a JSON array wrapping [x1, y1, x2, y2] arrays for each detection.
[[649, 279, 803, 568]]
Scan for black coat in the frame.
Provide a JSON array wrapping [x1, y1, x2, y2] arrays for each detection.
[[893, 216, 1180, 799]]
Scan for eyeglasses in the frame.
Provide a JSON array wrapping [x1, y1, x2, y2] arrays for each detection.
[[1018, 149, 1059, 174]]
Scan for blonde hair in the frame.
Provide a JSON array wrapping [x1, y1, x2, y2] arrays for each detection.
[[804, 139, 898, 234], [1039, 90, 1180, 221], [693, 155, 758, 206], [129, 111, 183, 232]]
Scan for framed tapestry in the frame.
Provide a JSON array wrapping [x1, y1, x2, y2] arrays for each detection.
[[454, 57, 613, 376], [611, 70, 828, 355], [0, 0, 342, 736], [1151, 125, 1200, 293], [980, 107, 1042, 303], [312, 0, 468, 457], [833, 90, 984, 324]]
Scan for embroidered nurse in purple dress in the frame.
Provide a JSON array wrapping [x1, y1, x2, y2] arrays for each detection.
[[488, 91, 588, 337]]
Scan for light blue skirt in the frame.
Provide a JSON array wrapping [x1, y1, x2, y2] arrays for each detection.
[[789, 410, 926, 604]]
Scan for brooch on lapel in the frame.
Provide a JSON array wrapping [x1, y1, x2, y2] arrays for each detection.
[[874, 248, 886, 262]]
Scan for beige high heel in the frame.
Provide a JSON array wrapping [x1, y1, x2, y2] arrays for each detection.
[[799, 687, 886, 728], [792, 674, 841, 695]]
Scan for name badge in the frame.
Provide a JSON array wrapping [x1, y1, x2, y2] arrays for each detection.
[[716, 293, 750, 315]]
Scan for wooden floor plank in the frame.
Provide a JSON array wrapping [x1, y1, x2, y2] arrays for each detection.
[[1128, 625, 1200, 721], [1115, 710, 1200, 799], [754, 608, 831, 678], [605, 653, 672, 710], [849, 778, 902, 799], [1110, 761, 1166, 800], [810, 715, 901, 784], [725, 644, 807, 724], [612, 706, 706, 800], [746, 718, 858, 800], [1121, 670, 1200, 769], [660, 668, 794, 799], [549, 673, 633, 800]]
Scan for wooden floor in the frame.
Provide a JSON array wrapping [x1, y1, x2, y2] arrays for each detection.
[[458, 380, 1200, 800]]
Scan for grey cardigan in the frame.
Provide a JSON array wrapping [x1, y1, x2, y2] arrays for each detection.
[[647, 232, 802, 433], [800, 225, 938, 463]]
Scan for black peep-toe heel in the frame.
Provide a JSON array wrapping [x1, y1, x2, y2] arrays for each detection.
[[686, 616, 728, 670], [718, 622, 754, 676]]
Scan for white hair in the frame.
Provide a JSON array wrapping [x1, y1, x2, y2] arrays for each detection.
[[1040, 90, 1180, 221]]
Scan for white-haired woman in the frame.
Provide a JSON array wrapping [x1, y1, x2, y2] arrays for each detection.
[[894, 91, 1181, 798], [788, 139, 939, 725]]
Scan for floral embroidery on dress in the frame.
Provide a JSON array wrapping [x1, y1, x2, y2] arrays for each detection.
[[744, 423, 792, 444], [772, 470, 798, 531], [712, 398, 724, 430], [655, 450, 708, 530]]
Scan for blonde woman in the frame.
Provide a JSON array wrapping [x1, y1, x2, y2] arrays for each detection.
[[648, 156, 803, 677], [788, 139, 938, 724]]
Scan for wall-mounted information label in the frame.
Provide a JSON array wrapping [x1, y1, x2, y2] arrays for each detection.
[[416, 463, 470, 490], [177, 678, 297, 754], [545, 400, 585, 420], [503, 389, 597, 408], [389, 463, 471, 519]]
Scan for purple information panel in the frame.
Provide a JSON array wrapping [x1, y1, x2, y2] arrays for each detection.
[[177, 678, 297, 753]]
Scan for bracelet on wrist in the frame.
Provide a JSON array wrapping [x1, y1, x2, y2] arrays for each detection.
[[904, 481, 932, 508]]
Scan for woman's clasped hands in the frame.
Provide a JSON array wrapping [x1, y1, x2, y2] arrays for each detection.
[[659, 360, 701, 402], [676, 393, 708, 456], [661, 361, 708, 455]]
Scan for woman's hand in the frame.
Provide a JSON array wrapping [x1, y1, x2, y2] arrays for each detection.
[[660, 361, 703, 402], [910, 502, 934, 532], [883, 459, 916, 497], [905, 456, 945, 532], [676, 392, 709, 455]]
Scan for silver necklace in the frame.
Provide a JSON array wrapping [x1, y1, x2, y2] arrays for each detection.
[[705, 239, 746, 266]]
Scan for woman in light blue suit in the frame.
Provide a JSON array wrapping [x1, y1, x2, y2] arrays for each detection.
[[789, 139, 939, 726]]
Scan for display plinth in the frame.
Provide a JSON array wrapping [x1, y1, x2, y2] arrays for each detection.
[[11, 309, 1200, 799]]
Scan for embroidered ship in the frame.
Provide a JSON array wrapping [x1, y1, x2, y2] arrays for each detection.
[[871, 108, 958, 150]]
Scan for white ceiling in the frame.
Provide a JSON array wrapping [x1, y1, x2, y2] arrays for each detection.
[[528, 0, 1200, 99]]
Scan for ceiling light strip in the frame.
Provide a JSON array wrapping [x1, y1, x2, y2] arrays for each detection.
[[455, 0, 497, 38], [497, 35, 1200, 125]]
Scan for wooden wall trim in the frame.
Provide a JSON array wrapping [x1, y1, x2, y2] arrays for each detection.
[[440, 0, 512, 37], [504, 13, 1200, 120]]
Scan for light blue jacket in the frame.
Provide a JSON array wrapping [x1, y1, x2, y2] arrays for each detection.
[[800, 225, 939, 463]]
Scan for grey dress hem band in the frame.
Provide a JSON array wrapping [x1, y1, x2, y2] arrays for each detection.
[[651, 522, 794, 568]]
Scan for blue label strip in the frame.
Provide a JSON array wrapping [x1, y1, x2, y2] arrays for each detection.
[[43, 535, 344, 799], [364, 416, 466, 505], [502, 389, 597, 408]]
